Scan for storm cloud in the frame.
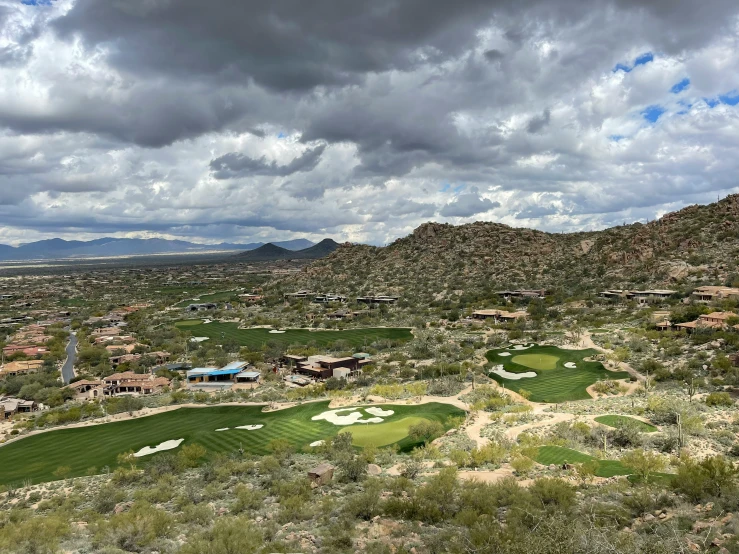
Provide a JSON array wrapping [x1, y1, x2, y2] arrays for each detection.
[[0, 0, 739, 246]]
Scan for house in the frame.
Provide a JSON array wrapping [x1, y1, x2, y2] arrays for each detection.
[[655, 320, 672, 331], [91, 327, 121, 337], [308, 463, 334, 486], [185, 303, 217, 312], [675, 311, 736, 333], [692, 286, 739, 302], [186, 361, 251, 384], [293, 355, 362, 380], [105, 343, 140, 355], [471, 309, 527, 322], [630, 290, 677, 303], [0, 359, 44, 378], [356, 295, 399, 305], [599, 289, 676, 303], [102, 372, 171, 395], [1, 397, 37, 419], [235, 370, 261, 383], [284, 290, 313, 300], [497, 289, 549, 299], [109, 353, 143, 367], [2, 344, 48, 357], [238, 294, 263, 303], [67, 379, 104, 400], [313, 294, 347, 304]]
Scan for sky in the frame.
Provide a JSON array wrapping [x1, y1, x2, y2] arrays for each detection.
[[1, 0, 739, 246]]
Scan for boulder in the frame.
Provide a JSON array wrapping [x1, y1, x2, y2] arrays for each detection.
[[367, 464, 382, 476]]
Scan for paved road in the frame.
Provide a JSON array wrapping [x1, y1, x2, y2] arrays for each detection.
[[61, 332, 77, 384]]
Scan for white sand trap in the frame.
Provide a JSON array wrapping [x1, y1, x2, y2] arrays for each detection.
[[491, 366, 536, 380], [235, 424, 263, 430], [215, 428, 230, 432], [133, 439, 184, 457], [498, 352, 511, 357], [190, 337, 209, 343], [312, 408, 385, 426], [366, 407, 395, 417], [269, 330, 286, 334], [509, 345, 532, 350], [309, 440, 325, 447], [564, 362, 577, 369]]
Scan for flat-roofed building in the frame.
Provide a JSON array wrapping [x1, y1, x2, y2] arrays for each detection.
[[471, 309, 527, 322], [692, 286, 739, 302]]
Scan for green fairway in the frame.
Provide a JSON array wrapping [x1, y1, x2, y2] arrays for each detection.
[[340, 416, 427, 447], [176, 290, 241, 307], [175, 319, 205, 327], [0, 402, 463, 486], [174, 321, 413, 349], [486, 344, 629, 403], [535, 445, 630, 477], [511, 353, 559, 370], [594, 415, 658, 432]]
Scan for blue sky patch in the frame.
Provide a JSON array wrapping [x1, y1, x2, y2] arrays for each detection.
[[613, 52, 654, 73], [704, 97, 720, 108], [613, 63, 631, 73], [670, 78, 690, 94], [642, 105, 666, 123], [21, 0, 52, 5], [440, 183, 451, 193], [609, 134, 625, 142], [719, 92, 739, 106], [634, 52, 654, 67], [277, 132, 286, 139]]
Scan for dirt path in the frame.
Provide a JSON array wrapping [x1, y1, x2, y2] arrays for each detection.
[[503, 411, 575, 440]]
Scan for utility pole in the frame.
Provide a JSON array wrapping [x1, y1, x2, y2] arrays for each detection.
[[677, 412, 684, 448]]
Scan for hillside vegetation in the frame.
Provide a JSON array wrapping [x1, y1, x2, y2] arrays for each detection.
[[280, 195, 739, 300]]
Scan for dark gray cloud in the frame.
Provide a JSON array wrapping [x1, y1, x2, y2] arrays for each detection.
[[440, 189, 501, 217], [527, 109, 551, 134], [210, 144, 326, 179], [52, 0, 497, 90]]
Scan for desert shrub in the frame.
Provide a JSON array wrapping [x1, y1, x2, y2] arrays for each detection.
[[705, 392, 734, 407]]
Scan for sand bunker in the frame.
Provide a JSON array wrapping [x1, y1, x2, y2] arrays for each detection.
[[133, 439, 184, 457], [269, 330, 286, 334], [491, 366, 536, 380], [564, 362, 577, 369], [312, 408, 385, 426], [309, 440, 325, 447], [509, 345, 532, 350], [365, 407, 395, 417], [235, 424, 263, 430], [498, 352, 511, 357], [215, 428, 229, 432]]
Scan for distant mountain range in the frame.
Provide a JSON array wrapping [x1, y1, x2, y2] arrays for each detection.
[[0, 237, 316, 261], [233, 239, 341, 262]]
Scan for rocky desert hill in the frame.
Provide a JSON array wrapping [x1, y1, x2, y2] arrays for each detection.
[[277, 195, 739, 301]]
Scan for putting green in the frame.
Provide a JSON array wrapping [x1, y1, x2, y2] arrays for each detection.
[[510, 353, 559, 370], [339, 416, 427, 447], [486, 344, 629, 403]]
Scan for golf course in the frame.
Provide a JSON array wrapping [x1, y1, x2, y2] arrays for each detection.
[[0, 401, 463, 486], [486, 344, 630, 403], [175, 320, 413, 350]]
